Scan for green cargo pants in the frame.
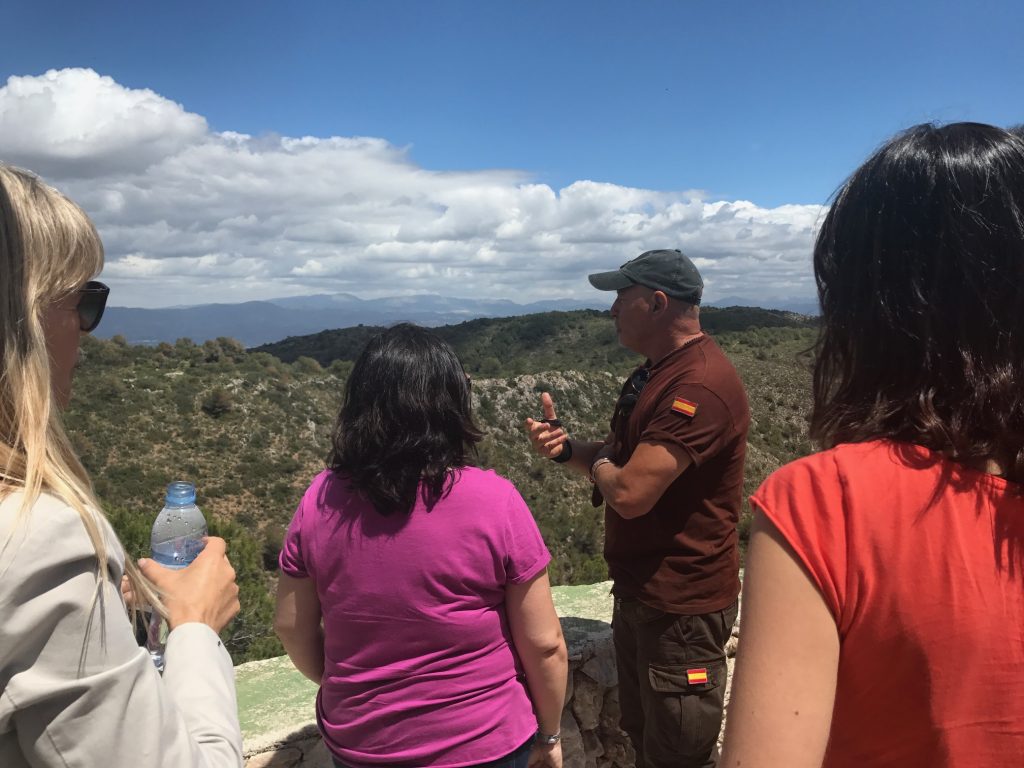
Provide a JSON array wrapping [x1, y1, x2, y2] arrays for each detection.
[[612, 596, 738, 768]]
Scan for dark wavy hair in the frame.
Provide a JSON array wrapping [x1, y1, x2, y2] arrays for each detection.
[[328, 323, 482, 515], [810, 122, 1024, 480]]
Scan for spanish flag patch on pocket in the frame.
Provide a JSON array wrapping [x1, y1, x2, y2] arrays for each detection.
[[686, 668, 709, 685], [671, 397, 698, 418]]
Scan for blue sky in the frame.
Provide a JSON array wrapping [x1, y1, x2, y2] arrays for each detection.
[[1, 1, 1021, 306]]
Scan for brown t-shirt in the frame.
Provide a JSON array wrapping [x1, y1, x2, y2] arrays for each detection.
[[604, 334, 750, 614]]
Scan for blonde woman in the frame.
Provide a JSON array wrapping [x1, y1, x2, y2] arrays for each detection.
[[0, 164, 243, 767]]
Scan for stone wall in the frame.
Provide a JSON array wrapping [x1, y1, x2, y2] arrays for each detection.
[[244, 724, 330, 768], [237, 582, 740, 768], [556, 614, 633, 768]]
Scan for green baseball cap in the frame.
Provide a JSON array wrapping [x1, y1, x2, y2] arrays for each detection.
[[588, 249, 703, 305]]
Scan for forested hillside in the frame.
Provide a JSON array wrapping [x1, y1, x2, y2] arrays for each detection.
[[67, 309, 817, 664], [255, 306, 814, 374]]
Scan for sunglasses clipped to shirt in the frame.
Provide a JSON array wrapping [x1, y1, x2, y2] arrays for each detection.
[[77, 281, 110, 332], [616, 366, 651, 418]]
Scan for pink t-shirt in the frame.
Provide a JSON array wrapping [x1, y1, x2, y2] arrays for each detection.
[[279, 467, 551, 767]]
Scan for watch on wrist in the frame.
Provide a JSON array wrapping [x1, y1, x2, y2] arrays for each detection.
[[536, 730, 561, 745]]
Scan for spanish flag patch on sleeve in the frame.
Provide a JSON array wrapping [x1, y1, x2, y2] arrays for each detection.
[[671, 397, 698, 418], [686, 668, 709, 685]]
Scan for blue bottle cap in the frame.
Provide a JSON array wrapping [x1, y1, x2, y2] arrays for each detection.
[[165, 481, 196, 506]]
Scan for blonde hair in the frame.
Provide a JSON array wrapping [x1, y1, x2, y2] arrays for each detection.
[[0, 164, 161, 616]]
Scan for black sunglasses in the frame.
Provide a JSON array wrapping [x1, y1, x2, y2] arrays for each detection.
[[616, 367, 651, 416], [77, 281, 109, 332]]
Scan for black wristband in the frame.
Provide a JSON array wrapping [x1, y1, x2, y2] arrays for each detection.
[[551, 439, 573, 463], [541, 418, 573, 463]]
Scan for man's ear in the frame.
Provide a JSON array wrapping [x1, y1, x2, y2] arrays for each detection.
[[651, 290, 668, 313]]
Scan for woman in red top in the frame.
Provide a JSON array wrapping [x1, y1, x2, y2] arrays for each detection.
[[721, 123, 1024, 767]]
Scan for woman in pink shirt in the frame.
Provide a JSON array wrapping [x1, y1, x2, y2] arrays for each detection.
[[275, 324, 567, 768]]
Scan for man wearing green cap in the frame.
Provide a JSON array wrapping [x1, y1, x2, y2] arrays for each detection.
[[524, 249, 750, 768]]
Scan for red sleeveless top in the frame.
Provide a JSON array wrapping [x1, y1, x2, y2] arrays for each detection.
[[753, 440, 1024, 766]]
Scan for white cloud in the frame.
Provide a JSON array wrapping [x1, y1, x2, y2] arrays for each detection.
[[0, 69, 207, 178], [0, 69, 825, 308]]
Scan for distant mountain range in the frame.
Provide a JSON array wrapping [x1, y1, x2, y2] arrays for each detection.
[[706, 296, 820, 316], [96, 292, 818, 346]]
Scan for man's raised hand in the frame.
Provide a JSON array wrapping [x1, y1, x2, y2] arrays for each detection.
[[524, 392, 569, 460]]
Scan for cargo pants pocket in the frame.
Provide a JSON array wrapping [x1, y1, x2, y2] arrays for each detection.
[[645, 659, 726, 767]]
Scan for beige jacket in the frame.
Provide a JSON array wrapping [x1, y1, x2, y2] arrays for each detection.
[[0, 492, 243, 767]]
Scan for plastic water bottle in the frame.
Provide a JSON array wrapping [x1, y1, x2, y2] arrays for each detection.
[[147, 481, 207, 671]]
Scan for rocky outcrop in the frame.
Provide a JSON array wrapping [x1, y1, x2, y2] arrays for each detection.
[[243, 726, 329, 768]]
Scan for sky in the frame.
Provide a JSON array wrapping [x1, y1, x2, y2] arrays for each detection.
[[0, 0, 1021, 308]]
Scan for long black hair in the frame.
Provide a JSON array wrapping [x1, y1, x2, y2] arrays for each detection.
[[811, 122, 1024, 480], [328, 323, 483, 514]]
